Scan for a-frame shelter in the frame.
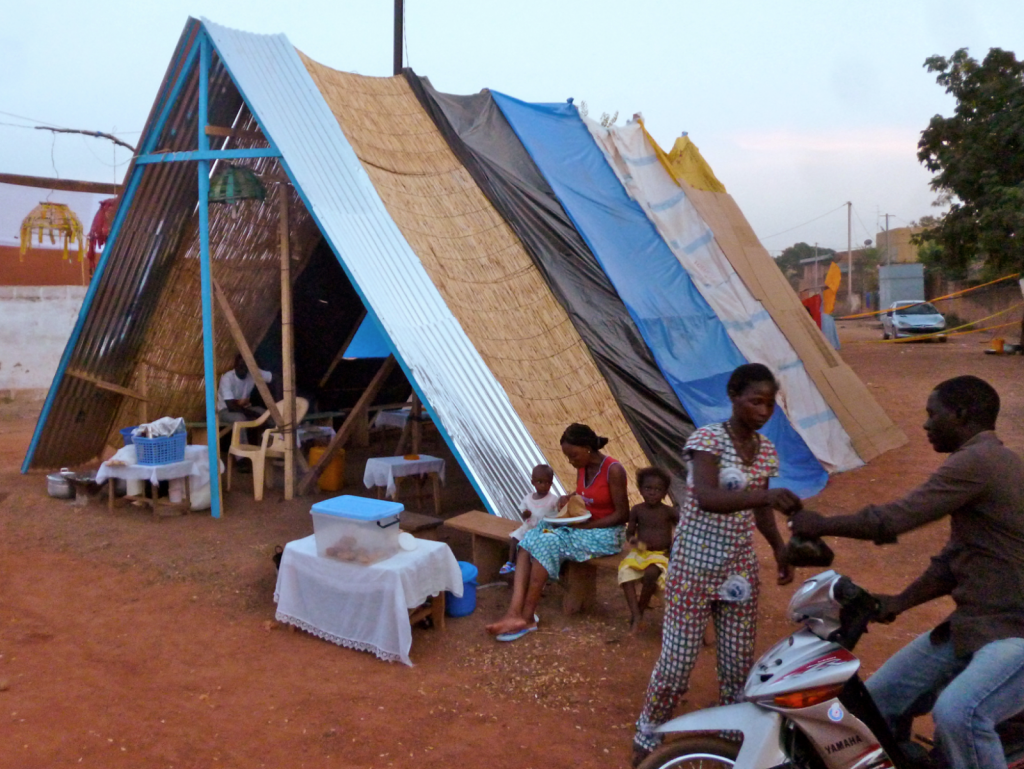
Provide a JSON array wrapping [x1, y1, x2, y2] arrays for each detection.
[[22, 18, 581, 520]]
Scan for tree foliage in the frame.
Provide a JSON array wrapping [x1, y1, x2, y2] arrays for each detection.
[[774, 242, 835, 281], [915, 48, 1024, 279]]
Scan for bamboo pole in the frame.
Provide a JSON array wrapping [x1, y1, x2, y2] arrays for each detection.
[[299, 355, 395, 494], [139, 362, 148, 424], [279, 188, 296, 500]]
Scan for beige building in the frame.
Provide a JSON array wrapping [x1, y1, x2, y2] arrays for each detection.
[[875, 226, 922, 265]]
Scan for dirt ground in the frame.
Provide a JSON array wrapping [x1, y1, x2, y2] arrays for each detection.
[[1, 320, 1022, 769]]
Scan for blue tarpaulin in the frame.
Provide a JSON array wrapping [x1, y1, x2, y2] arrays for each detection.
[[343, 316, 392, 359], [492, 93, 827, 497]]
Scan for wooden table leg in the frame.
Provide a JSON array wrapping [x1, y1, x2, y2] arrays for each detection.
[[150, 480, 158, 518], [432, 592, 445, 630], [108, 479, 115, 513], [183, 476, 191, 515], [431, 473, 441, 516]]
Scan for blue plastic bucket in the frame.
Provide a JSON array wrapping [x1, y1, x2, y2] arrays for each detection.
[[446, 561, 478, 617], [119, 426, 137, 447]]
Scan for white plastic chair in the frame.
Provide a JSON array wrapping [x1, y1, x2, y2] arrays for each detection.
[[226, 397, 309, 501]]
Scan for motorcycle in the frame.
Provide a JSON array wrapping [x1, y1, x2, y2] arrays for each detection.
[[638, 570, 1024, 769]]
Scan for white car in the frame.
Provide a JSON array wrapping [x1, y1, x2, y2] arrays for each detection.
[[882, 300, 947, 341]]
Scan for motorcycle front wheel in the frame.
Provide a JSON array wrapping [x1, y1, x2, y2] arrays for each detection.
[[637, 736, 739, 769]]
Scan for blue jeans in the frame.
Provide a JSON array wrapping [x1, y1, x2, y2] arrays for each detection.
[[866, 631, 1024, 769]]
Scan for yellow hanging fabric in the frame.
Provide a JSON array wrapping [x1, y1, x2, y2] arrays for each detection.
[[639, 123, 727, 193], [822, 262, 842, 314]]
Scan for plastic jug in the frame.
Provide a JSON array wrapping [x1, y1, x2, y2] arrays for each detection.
[[308, 446, 346, 492]]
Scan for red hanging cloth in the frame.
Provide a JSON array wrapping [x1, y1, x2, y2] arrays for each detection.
[[87, 197, 119, 274], [802, 294, 823, 329]]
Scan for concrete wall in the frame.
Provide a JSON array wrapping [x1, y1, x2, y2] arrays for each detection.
[[0, 285, 85, 395], [879, 263, 925, 309], [933, 280, 1024, 333]]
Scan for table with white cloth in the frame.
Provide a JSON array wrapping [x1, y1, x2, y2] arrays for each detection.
[[372, 408, 411, 430], [273, 534, 463, 665], [363, 455, 445, 515], [96, 444, 221, 515]]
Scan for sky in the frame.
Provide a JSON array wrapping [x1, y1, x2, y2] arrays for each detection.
[[1, 0, 1022, 255]]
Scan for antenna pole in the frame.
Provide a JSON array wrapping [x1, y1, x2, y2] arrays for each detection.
[[393, 0, 404, 75]]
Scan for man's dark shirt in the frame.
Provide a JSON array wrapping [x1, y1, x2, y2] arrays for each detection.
[[849, 431, 1024, 655]]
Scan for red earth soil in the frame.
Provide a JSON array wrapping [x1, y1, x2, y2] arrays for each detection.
[[0, 320, 1021, 769]]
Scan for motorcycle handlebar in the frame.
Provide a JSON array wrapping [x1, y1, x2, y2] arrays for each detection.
[[828, 577, 882, 650]]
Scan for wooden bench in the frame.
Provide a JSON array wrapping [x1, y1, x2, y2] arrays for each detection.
[[399, 511, 444, 541], [443, 510, 623, 615]]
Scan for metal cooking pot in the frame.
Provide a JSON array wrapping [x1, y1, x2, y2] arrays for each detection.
[[46, 468, 75, 499]]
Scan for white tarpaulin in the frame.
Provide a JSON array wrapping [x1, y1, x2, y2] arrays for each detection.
[[586, 119, 862, 473]]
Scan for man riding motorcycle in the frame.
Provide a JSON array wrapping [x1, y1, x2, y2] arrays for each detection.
[[790, 375, 1024, 769]]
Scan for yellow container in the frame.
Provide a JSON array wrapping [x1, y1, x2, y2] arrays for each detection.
[[992, 337, 1005, 354], [308, 446, 346, 492]]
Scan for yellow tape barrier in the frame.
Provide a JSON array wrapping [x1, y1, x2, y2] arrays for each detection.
[[838, 272, 1021, 320], [851, 301, 1024, 344]]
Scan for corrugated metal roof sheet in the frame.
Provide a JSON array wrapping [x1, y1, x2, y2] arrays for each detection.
[[203, 19, 557, 517]]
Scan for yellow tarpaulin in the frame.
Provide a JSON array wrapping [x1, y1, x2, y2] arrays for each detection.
[[640, 125, 727, 193], [822, 262, 842, 314]]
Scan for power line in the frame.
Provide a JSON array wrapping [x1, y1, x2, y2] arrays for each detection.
[[759, 203, 847, 242]]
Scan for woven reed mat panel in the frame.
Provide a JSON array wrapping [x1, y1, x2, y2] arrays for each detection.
[[300, 55, 646, 496], [105, 163, 321, 447]]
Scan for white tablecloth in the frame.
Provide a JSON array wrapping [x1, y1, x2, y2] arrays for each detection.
[[273, 534, 462, 665], [96, 444, 218, 486], [373, 408, 410, 430], [363, 455, 445, 499]]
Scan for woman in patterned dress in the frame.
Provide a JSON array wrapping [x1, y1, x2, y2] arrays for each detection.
[[632, 363, 803, 766], [485, 423, 629, 640]]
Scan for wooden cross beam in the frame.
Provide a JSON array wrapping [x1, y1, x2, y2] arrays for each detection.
[[299, 355, 396, 494]]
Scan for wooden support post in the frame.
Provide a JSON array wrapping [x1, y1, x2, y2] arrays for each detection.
[[65, 369, 149, 402], [318, 309, 367, 389], [138, 362, 148, 424], [299, 355, 395, 494], [211, 278, 284, 428], [352, 404, 370, 448], [279, 187, 296, 500], [410, 393, 422, 455]]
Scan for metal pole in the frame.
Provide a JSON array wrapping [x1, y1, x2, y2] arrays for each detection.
[[279, 188, 296, 499], [885, 214, 891, 265], [197, 33, 223, 519], [847, 202, 853, 306], [393, 0, 404, 75]]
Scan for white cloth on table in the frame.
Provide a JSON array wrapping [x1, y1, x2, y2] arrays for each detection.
[[296, 424, 335, 445], [510, 489, 560, 541], [96, 445, 223, 511], [273, 534, 462, 665], [373, 408, 411, 430], [132, 416, 186, 438], [363, 455, 445, 499], [216, 368, 272, 411]]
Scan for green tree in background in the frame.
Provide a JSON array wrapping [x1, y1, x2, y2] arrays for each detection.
[[915, 48, 1024, 279], [775, 242, 836, 287]]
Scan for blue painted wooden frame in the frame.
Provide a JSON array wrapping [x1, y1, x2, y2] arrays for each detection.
[[137, 147, 280, 165]]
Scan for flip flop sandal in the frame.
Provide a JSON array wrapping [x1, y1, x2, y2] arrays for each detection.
[[496, 625, 537, 642]]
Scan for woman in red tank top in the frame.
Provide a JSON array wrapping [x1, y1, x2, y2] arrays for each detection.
[[486, 424, 629, 640]]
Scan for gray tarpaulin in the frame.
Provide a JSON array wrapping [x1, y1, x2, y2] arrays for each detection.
[[405, 71, 694, 499]]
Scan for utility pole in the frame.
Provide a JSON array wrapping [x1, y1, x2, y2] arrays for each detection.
[[847, 201, 853, 306], [885, 213, 892, 265], [393, 0, 404, 75], [814, 242, 819, 289]]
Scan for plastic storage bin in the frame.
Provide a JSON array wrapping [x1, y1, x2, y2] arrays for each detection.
[[311, 495, 404, 564], [446, 561, 478, 617], [134, 431, 186, 465], [308, 446, 346, 492]]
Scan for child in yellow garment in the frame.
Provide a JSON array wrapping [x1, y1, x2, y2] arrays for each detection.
[[619, 467, 679, 632]]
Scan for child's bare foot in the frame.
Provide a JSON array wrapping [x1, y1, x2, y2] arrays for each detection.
[[485, 616, 532, 636], [629, 616, 644, 634]]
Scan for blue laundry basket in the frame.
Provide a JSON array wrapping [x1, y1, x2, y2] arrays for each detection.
[[446, 561, 478, 617]]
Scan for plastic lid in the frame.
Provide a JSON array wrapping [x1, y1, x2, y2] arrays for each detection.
[[311, 495, 404, 521]]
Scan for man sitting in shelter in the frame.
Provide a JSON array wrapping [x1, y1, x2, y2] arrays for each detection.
[[217, 354, 273, 444]]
